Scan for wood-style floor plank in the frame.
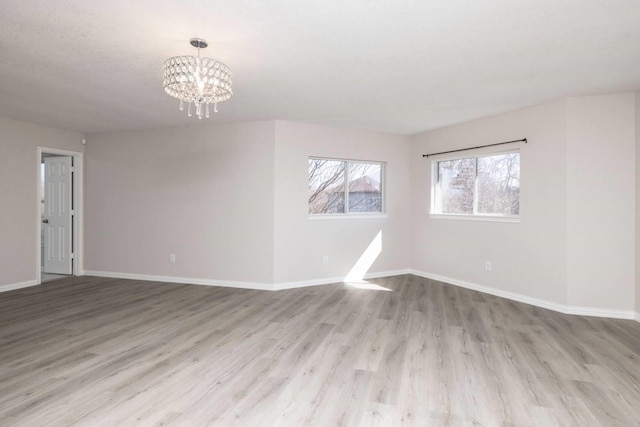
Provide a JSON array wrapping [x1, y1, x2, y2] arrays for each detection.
[[1, 274, 640, 426]]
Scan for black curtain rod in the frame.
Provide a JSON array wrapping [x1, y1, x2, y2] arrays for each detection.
[[422, 138, 527, 158]]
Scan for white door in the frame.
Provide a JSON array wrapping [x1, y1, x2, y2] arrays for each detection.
[[43, 156, 73, 274]]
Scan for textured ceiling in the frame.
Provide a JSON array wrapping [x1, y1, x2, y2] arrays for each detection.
[[1, 0, 640, 135]]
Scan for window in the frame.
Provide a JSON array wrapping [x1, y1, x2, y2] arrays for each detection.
[[308, 158, 384, 215], [433, 151, 520, 218]]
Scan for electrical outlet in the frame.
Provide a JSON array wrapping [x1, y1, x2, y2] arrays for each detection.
[[485, 261, 492, 271], [323, 255, 329, 264], [170, 254, 176, 263]]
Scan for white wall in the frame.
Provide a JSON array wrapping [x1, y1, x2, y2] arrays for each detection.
[[566, 94, 635, 311], [84, 120, 411, 288], [0, 117, 84, 288], [273, 121, 412, 285], [2, 94, 634, 316], [636, 91, 640, 316], [410, 100, 568, 305], [410, 94, 637, 314], [84, 122, 276, 285]]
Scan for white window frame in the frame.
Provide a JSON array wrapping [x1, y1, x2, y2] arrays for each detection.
[[308, 157, 387, 219], [430, 149, 520, 223]]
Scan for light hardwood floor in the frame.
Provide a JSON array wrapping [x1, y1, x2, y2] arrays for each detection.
[[1, 275, 639, 426]]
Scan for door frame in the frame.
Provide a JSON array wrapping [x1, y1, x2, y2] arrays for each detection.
[[37, 147, 84, 283]]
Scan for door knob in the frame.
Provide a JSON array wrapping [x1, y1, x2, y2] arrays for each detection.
[[42, 219, 49, 224]]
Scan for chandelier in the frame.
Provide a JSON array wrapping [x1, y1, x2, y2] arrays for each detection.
[[162, 38, 233, 119]]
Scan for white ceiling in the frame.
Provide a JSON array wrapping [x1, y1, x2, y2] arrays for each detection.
[[1, 0, 640, 135]]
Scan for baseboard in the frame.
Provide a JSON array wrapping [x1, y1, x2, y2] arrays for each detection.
[[84, 270, 274, 291], [363, 268, 412, 279], [273, 275, 345, 291], [76, 269, 639, 320], [84, 269, 412, 292], [410, 270, 636, 320], [8, 270, 636, 320], [0, 279, 39, 293], [563, 306, 635, 319], [274, 269, 411, 291]]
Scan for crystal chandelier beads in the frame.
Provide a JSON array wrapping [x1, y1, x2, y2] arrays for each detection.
[[162, 39, 233, 119]]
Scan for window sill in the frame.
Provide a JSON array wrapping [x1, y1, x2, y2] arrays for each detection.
[[309, 213, 388, 220], [430, 214, 520, 223]]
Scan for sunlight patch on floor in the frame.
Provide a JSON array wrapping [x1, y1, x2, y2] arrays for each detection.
[[344, 281, 392, 291]]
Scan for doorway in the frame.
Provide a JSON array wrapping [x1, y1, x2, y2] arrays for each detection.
[[37, 147, 83, 283]]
